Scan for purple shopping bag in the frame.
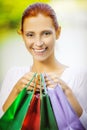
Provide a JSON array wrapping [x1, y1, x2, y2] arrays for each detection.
[[47, 85, 85, 130]]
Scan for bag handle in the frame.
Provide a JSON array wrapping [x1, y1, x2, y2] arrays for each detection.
[[40, 74, 47, 99], [41, 74, 47, 93], [33, 73, 40, 93], [25, 73, 37, 94], [25, 72, 37, 88], [40, 74, 42, 99]]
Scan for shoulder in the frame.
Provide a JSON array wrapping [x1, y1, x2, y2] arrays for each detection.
[[7, 66, 30, 73], [69, 67, 87, 81], [5, 66, 30, 78], [62, 67, 87, 79], [1, 66, 30, 89], [61, 66, 87, 90]]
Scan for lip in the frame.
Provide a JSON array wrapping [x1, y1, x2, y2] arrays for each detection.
[[33, 47, 47, 54]]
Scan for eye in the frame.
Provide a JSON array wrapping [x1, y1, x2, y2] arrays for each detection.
[[25, 33, 34, 37], [43, 31, 52, 36]]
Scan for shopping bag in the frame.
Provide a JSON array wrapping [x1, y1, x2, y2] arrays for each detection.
[[19, 73, 40, 130], [21, 92, 40, 130], [47, 84, 85, 130], [0, 73, 36, 130], [40, 74, 58, 130]]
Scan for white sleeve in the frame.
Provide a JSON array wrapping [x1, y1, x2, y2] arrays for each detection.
[[80, 109, 87, 130], [75, 68, 87, 130], [0, 67, 18, 117], [0, 70, 13, 116], [61, 67, 87, 129], [0, 67, 28, 117]]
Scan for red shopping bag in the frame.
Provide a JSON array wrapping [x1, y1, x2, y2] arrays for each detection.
[[21, 93, 40, 130], [21, 76, 40, 130]]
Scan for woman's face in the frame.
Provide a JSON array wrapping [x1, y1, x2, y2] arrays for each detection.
[[22, 14, 59, 62]]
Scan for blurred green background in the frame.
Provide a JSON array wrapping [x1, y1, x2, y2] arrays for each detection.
[[0, 0, 87, 84], [0, 0, 51, 40]]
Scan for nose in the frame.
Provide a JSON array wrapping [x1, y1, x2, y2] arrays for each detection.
[[35, 37, 44, 47]]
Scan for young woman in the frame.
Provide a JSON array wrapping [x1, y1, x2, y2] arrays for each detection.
[[0, 2, 87, 129]]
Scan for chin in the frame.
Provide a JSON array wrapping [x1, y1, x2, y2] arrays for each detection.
[[34, 56, 49, 62]]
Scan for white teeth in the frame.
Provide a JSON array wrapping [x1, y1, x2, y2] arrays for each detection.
[[34, 49, 46, 53]]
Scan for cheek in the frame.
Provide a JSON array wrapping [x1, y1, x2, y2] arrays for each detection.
[[46, 37, 55, 48], [23, 38, 32, 50], [23, 35, 33, 53], [24, 41, 32, 53], [25, 43, 29, 50]]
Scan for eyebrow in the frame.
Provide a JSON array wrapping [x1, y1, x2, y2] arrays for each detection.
[[24, 31, 34, 34], [41, 30, 53, 33], [24, 29, 53, 34]]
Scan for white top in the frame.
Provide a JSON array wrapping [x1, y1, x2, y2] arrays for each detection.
[[0, 66, 87, 129]]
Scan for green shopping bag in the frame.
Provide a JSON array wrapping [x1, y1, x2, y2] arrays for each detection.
[[0, 73, 36, 130], [40, 74, 58, 130]]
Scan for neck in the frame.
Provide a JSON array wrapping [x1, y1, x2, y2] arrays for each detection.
[[31, 56, 66, 75]]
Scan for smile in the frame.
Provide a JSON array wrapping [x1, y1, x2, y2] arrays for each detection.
[[33, 47, 47, 54]]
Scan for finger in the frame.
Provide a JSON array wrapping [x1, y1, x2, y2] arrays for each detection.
[[44, 74, 56, 86], [27, 86, 33, 91], [23, 72, 35, 81], [27, 85, 40, 92], [45, 73, 70, 91], [46, 84, 56, 88], [17, 79, 34, 92], [44, 73, 57, 82], [22, 72, 38, 87], [45, 72, 68, 88], [16, 84, 26, 93], [57, 78, 69, 89]]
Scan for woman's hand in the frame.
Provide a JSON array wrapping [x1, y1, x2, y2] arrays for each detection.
[[14, 72, 36, 93], [3, 72, 39, 112], [44, 72, 83, 117]]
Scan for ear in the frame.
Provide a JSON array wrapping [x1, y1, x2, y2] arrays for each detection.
[[17, 29, 23, 35], [17, 29, 26, 43], [56, 26, 61, 39]]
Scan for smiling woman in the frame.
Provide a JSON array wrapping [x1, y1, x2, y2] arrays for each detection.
[[20, 2, 61, 65], [0, 2, 87, 130], [22, 14, 60, 62]]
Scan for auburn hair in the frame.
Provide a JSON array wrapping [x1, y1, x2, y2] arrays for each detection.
[[21, 2, 58, 32]]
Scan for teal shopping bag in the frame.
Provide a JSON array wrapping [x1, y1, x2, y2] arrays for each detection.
[[40, 74, 58, 130]]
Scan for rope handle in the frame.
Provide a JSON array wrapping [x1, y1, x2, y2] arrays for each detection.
[[40, 74, 47, 99], [25, 73, 47, 96], [33, 73, 40, 93], [41, 74, 47, 93], [25, 73, 37, 94]]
